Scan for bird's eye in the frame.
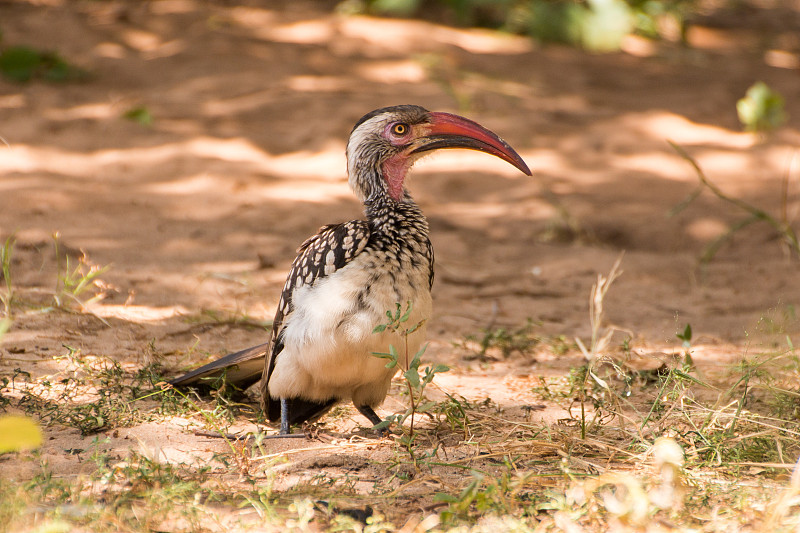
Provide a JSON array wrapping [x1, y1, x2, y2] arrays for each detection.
[[391, 123, 409, 136]]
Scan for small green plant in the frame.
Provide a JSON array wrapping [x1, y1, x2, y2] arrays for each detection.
[[462, 318, 542, 360], [123, 106, 154, 126], [13, 343, 187, 436], [737, 81, 787, 133], [676, 323, 692, 348], [52, 233, 111, 310], [82, 443, 211, 530], [435, 472, 509, 523], [0, 236, 14, 316], [372, 302, 449, 454], [675, 322, 696, 368], [2, 234, 114, 317], [755, 305, 798, 339], [571, 255, 633, 439]]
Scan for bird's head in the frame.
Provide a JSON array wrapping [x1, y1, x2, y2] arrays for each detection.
[[346, 105, 531, 203]]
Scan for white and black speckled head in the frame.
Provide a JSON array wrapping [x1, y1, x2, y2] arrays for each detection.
[[345, 105, 531, 204]]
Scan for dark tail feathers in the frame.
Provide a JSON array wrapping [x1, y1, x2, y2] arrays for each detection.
[[169, 343, 268, 390]]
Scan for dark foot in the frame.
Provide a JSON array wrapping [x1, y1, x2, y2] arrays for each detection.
[[356, 405, 389, 436], [280, 398, 291, 435]]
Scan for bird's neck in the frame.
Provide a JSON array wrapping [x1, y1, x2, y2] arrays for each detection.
[[363, 192, 428, 245], [349, 162, 429, 240], [349, 160, 403, 200], [364, 191, 433, 290], [361, 178, 434, 290]]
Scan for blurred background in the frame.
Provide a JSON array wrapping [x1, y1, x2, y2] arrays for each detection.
[[1, 0, 798, 352]]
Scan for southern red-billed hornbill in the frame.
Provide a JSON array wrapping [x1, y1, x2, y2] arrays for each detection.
[[170, 105, 531, 434]]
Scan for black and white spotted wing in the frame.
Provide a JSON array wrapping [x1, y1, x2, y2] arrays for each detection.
[[260, 220, 371, 421]]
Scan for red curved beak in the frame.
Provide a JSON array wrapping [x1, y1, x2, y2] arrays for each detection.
[[411, 112, 531, 176]]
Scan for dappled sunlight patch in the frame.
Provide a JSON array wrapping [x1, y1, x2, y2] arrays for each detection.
[[119, 28, 165, 53], [262, 143, 346, 180], [42, 102, 118, 121], [261, 18, 336, 45], [193, 260, 261, 275], [632, 111, 754, 149], [764, 49, 800, 70], [148, 0, 197, 15], [687, 25, 760, 51], [431, 26, 534, 55], [695, 148, 791, 184], [251, 180, 352, 203], [225, 5, 277, 32], [155, 140, 346, 181], [685, 217, 730, 242], [585, 111, 797, 187], [616, 151, 696, 181], [284, 74, 352, 92], [178, 137, 273, 166], [201, 88, 279, 116], [434, 201, 539, 223], [0, 93, 25, 109], [0, 138, 350, 183], [86, 304, 190, 323], [434, 198, 558, 228], [413, 150, 537, 178], [524, 150, 569, 177], [354, 60, 427, 84], [0, 143, 204, 177], [340, 15, 533, 55], [145, 173, 236, 196], [619, 34, 659, 57], [92, 41, 127, 59], [339, 16, 432, 54]]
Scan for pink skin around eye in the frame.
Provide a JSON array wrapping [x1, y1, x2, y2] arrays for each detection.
[[383, 123, 413, 145], [382, 153, 411, 201], [380, 123, 415, 201]]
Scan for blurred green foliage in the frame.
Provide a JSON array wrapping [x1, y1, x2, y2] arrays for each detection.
[[345, 0, 697, 51], [526, 0, 634, 52], [370, 0, 424, 16], [0, 45, 86, 83], [736, 81, 787, 133]]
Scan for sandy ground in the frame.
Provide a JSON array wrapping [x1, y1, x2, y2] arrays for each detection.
[[1, 0, 799, 524]]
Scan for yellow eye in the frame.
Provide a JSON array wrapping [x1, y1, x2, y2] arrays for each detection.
[[391, 123, 408, 136]]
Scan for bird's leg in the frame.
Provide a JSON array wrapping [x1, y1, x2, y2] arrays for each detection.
[[356, 404, 383, 426], [356, 405, 389, 436], [259, 398, 303, 439], [280, 398, 291, 435]]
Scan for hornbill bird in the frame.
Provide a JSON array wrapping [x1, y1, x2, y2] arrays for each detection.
[[170, 105, 531, 434]]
